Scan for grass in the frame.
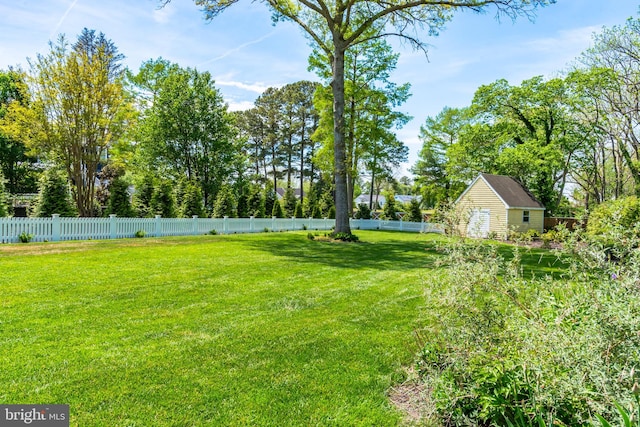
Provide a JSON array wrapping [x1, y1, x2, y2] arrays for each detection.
[[0, 231, 567, 426]]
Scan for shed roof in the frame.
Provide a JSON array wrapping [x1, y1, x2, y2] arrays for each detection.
[[479, 173, 545, 209]]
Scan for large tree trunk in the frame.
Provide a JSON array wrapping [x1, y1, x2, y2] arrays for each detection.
[[331, 42, 351, 234], [299, 120, 306, 206]]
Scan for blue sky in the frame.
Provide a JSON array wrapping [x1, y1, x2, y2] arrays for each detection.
[[1, 0, 638, 176]]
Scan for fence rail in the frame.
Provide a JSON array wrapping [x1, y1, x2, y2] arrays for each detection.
[[0, 215, 443, 244]]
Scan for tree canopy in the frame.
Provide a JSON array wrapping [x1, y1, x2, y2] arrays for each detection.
[[12, 29, 132, 216], [131, 58, 239, 211], [178, 0, 555, 234]]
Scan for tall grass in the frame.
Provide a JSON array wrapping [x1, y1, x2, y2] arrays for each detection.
[[416, 228, 640, 426]]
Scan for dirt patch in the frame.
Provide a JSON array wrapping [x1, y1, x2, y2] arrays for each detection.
[[0, 241, 103, 256], [388, 371, 437, 425]]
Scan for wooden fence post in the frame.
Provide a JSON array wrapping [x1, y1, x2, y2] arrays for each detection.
[[52, 214, 60, 242], [109, 214, 117, 239], [155, 215, 162, 237]]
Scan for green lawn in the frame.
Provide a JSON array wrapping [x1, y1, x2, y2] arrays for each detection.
[[0, 231, 564, 426]]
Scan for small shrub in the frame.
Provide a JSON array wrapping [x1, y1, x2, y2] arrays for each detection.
[[329, 232, 359, 242], [134, 230, 146, 238], [507, 229, 523, 241], [302, 224, 308, 231], [18, 231, 34, 243], [263, 227, 270, 233], [306, 232, 315, 241], [525, 228, 540, 240], [541, 231, 554, 248], [588, 196, 640, 237], [209, 229, 218, 235]]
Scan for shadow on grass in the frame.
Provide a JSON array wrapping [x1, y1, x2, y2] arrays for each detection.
[[244, 231, 445, 272]]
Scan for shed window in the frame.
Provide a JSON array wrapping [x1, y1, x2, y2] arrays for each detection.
[[523, 210, 530, 223]]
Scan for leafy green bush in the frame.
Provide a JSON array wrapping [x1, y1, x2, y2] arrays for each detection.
[[417, 233, 640, 426], [134, 230, 146, 238], [588, 196, 640, 237], [595, 396, 640, 427], [18, 231, 34, 243], [329, 232, 359, 242]]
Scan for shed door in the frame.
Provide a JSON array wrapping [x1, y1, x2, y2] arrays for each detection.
[[468, 209, 490, 238]]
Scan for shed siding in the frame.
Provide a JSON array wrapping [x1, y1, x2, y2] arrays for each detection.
[[507, 209, 544, 234], [456, 178, 508, 237]]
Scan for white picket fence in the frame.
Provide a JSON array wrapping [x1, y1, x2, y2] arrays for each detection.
[[0, 214, 443, 244]]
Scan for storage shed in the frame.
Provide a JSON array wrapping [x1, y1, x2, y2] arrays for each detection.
[[455, 173, 545, 238]]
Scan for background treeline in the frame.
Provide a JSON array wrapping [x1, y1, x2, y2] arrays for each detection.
[[3, 12, 640, 220], [413, 14, 640, 217], [0, 28, 411, 219]]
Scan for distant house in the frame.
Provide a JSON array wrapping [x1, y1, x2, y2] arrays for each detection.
[[354, 194, 419, 208], [354, 194, 386, 208], [455, 173, 545, 238], [276, 188, 304, 200]]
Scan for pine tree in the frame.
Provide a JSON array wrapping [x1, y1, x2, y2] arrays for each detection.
[[180, 181, 205, 218], [294, 201, 304, 218], [133, 174, 155, 217], [213, 185, 236, 218], [406, 198, 423, 222], [151, 180, 176, 218], [247, 185, 265, 218], [319, 188, 334, 218], [32, 168, 76, 217], [312, 204, 322, 219], [283, 187, 297, 217], [105, 177, 134, 217], [271, 199, 284, 218], [383, 193, 398, 220], [237, 190, 249, 218], [264, 185, 276, 217]]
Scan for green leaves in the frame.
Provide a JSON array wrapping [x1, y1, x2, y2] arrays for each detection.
[[131, 59, 238, 211]]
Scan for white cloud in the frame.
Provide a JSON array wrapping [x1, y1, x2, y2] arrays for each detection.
[[215, 79, 274, 94], [524, 25, 600, 53], [226, 100, 255, 111]]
